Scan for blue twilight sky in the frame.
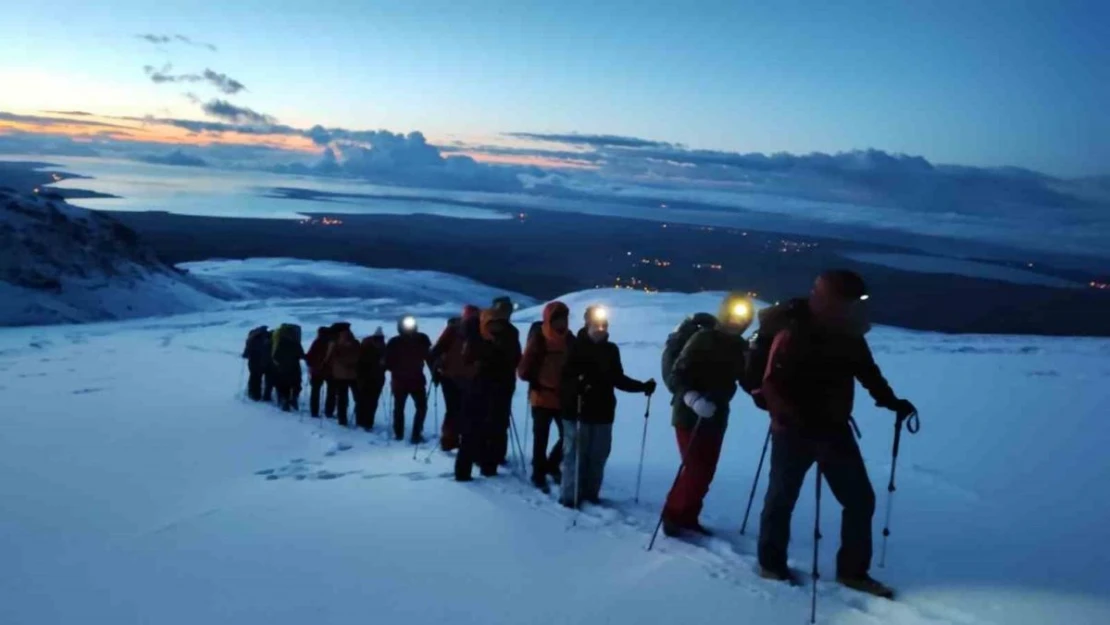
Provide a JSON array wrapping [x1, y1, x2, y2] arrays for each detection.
[[0, 0, 1107, 176]]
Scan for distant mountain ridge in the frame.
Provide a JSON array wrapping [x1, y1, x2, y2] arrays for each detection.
[[0, 187, 220, 325]]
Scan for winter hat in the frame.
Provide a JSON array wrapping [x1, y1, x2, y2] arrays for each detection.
[[492, 296, 513, 314], [373, 326, 384, 338]]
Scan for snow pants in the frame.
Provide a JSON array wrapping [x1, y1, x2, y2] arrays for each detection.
[[440, 378, 463, 451], [663, 423, 725, 527], [328, 379, 353, 426], [247, 363, 273, 402], [531, 407, 564, 480], [309, 375, 328, 417], [456, 385, 497, 479], [489, 384, 514, 465], [758, 427, 876, 577], [393, 385, 428, 441], [560, 422, 613, 506], [355, 375, 384, 430]]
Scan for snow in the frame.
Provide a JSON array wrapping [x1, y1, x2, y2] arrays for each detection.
[[1, 268, 1108, 625]]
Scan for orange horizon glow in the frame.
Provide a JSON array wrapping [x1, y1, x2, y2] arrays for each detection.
[[0, 112, 598, 169]]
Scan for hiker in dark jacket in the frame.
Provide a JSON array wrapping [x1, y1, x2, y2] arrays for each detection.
[[385, 316, 433, 443], [662, 293, 753, 537], [272, 324, 306, 412], [430, 306, 480, 451], [455, 308, 519, 481], [561, 306, 655, 505], [355, 328, 386, 431], [305, 326, 332, 417], [756, 270, 916, 599], [517, 301, 573, 492], [488, 296, 521, 466], [242, 325, 273, 402], [324, 323, 360, 426]]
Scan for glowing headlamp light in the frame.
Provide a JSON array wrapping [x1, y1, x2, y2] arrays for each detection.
[[401, 316, 417, 331], [859, 294, 870, 301], [730, 301, 751, 319], [590, 306, 609, 323]]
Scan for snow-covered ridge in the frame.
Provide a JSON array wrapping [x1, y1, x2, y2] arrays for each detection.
[[0, 188, 221, 326]]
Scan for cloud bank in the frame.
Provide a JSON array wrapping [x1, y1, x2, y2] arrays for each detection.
[[137, 34, 217, 52], [143, 65, 247, 94]]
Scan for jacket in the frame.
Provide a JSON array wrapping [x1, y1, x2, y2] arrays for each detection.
[[272, 331, 306, 384], [306, 329, 331, 378], [517, 301, 573, 410], [465, 308, 522, 397], [761, 320, 897, 434], [564, 328, 646, 424], [386, 332, 433, 393], [326, 333, 360, 381], [242, 327, 272, 370], [357, 336, 386, 382], [669, 327, 748, 430]]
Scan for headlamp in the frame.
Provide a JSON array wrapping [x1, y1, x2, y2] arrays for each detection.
[[590, 306, 609, 323], [730, 301, 751, 319], [859, 294, 870, 301], [401, 316, 417, 331]]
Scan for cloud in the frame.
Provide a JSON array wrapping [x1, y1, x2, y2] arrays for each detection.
[[143, 65, 247, 94], [42, 110, 94, 117], [200, 99, 275, 125], [506, 132, 673, 149], [137, 33, 217, 52], [137, 149, 209, 167], [0, 111, 129, 130]]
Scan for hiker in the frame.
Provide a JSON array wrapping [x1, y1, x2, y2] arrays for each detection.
[[385, 315, 433, 443], [306, 326, 332, 417], [488, 296, 521, 466], [661, 293, 754, 537], [271, 324, 306, 412], [455, 308, 519, 481], [355, 328, 387, 431], [242, 325, 273, 402], [430, 306, 480, 451], [517, 301, 574, 492], [324, 323, 360, 427], [562, 305, 656, 505], [755, 270, 916, 598]]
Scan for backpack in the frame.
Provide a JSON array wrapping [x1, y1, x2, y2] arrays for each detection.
[[743, 299, 808, 408], [661, 313, 719, 394]]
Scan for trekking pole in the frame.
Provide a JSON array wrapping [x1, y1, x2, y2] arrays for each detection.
[[569, 420, 583, 529], [634, 395, 651, 503], [647, 417, 704, 551], [879, 410, 919, 568], [508, 411, 524, 479], [433, 385, 440, 434], [511, 411, 528, 480], [811, 470, 823, 625], [522, 391, 532, 468], [740, 425, 772, 535]]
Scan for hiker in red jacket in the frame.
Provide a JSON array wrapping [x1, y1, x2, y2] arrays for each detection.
[[517, 301, 574, 492], [430, 305, 480, 451], [386, 316, 433, 443], [757, 270, 916, 599], [305, 326, 332, 418]]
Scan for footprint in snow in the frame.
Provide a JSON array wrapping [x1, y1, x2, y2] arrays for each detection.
[[71, 388, 104, 395], [324, 442, 355, 457]]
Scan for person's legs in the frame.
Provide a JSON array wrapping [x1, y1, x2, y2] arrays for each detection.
[[247, 366, 263, 400], [583, 423, 613, 502], [757, 431, 816, 574], [309, 376, 324, 417], [549, 415, 565, 480], [531, 407, 554, 480], [336, 380, 351, 426], [441, 379, 461, 451], [558, 421, 581, 507], [393, 389, 408, 440], [411, 386, 429, 443], [817, 430, 877, 578]]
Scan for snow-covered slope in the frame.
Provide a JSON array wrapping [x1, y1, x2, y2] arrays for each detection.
[[0, 188, 220, 325], [1, 283, 1108, 625]]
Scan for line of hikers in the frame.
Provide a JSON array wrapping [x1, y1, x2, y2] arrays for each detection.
[[241, 270, 918, 600]]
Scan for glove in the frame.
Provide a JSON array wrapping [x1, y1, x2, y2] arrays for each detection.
[[683, 391, 716, 419], [643, 379, 657, 396], [893, 398, 917, 421]]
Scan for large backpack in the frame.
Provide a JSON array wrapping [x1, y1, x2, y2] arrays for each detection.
[[743, 299, 808, 408], [661, 313, 719, 394]]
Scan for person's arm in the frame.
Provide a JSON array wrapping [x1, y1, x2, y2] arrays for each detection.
[[854, 337, 898, 410], [384, 339, 396, 373], [669, 329, 712, 396], [429, 326, 453, 366], [612, 345, 647, 393], [761, 329, 801, 419], [517, 336, 540, 382], [422, 334, 434, 370]]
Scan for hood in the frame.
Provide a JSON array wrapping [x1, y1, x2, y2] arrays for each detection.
[[315, 326, 329, 340], [542, 301, 570, 343], [462, 305, 480, 322], [481, 307, 510, 341]]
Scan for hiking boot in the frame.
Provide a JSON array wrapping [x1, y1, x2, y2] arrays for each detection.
[[559, 499, 577, 510], [480, 466, 498, 478], [455, 474, 474, 483], [531, 475, 551, 494], [411, 434, 426, 445], [584, 496, 602, 505], [836, 574, 895, 599], [394, 432, 404, 441], [662, 519, 682, 537], [688, 521, 713, 536], [549, 469, 563, 483], [759, 566, 803, 587]]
